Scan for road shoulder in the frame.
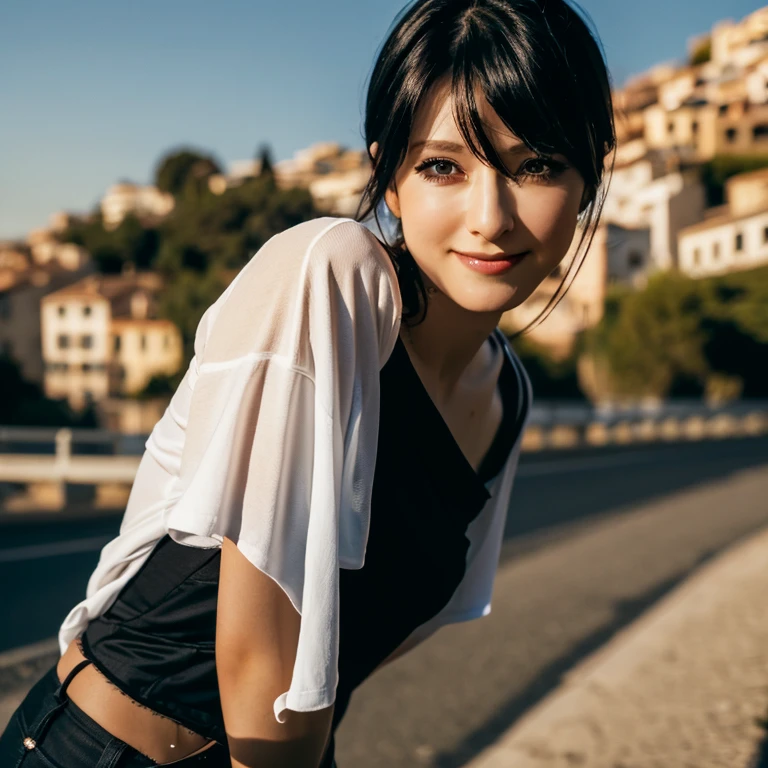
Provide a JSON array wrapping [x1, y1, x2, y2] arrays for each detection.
[[466, 524, 768, 768]]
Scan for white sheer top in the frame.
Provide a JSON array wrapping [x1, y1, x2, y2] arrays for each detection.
[[58, 216, 532, 724]]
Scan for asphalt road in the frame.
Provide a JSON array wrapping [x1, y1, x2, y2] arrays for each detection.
[[2, 437, 768, 767]]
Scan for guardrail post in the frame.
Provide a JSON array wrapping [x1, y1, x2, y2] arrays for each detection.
[[55, 428, 72, 468]]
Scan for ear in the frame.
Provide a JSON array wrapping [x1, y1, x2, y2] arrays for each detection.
[[384, 184, 401, 219], [369, 141, 379, 161]]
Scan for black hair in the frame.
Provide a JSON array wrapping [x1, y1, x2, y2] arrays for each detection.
[[355, 0, 616, 330]]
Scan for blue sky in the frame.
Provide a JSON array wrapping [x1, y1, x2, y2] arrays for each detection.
[[1, 0, 765, 239]]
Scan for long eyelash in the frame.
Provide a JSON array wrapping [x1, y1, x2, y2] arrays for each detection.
[[516, 157, 570, 182], [413, 156, 460, 184], [413, 155, 570, 184]]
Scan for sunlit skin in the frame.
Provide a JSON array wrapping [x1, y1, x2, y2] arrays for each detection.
[[372, 76, 587, 412]]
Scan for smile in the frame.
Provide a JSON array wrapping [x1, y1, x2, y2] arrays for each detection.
[[452, 250, 531, 275]]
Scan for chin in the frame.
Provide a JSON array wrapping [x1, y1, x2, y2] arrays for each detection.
[[450, 285, 524, 315]]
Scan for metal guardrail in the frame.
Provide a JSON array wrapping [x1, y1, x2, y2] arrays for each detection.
[[521, 400, 768, 450], [1, 401, 767, 485]]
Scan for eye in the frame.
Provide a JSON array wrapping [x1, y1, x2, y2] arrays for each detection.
[[517, 156, 569, 181], [414, 157, 463, 184]]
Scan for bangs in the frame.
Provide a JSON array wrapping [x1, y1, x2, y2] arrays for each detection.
[[358, 0, 615, 327], [447, 5, 605, 185]]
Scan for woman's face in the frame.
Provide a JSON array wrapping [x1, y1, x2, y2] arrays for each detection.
[[383, 77, 587, 315]]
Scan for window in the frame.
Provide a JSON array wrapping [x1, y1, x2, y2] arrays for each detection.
[[83, 305, 92, 317], [58, 306, 66, 317], [81, 335, 93, 349], [692, 248, 701, 266], [735, 233, 743, 251], [725, 128, 738, 143], [763, 226, 768, 244], [753, 124, 768, 141], [140, 334, 147, 351], [667, 121, 675, 134], [114, 335, 121, 353], [713, 242, 721, 260], [57, 334, 69, 349], [628, 251, 643, 268], [719, 104, 729, 116], [692, 121, 699, 134], [82, 363, 93, 372]]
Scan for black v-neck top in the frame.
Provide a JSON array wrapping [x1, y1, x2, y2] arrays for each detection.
[[79, 327, 529, 766]]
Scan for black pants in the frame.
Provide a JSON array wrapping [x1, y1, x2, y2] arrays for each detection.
[[0, 660, 230, 766]]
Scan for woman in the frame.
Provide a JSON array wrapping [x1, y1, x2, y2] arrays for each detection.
[[1, 0, 615, 765]]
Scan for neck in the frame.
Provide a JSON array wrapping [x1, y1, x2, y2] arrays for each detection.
[[400, 295, 502, 403]]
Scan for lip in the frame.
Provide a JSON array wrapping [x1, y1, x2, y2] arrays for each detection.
[[453, 249, 530, 275]]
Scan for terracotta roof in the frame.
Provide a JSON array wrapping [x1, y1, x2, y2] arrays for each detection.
[[42, 272, 163, 302]]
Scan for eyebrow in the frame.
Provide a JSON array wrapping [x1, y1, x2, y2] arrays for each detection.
[[409, 139, 532, 155]]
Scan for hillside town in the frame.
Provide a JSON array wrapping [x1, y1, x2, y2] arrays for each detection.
[[2, 6, 768, 429]]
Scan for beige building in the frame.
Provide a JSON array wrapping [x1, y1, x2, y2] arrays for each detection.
[[725, 165, 768, 216], [25, 228, 89, 271], [110, 317, 181, 396], [0, 245, 32, 276], [678, 166, 768, 278], [41, 273, 182, 410], [642, 102, 719, 160], [100, 183, 175, 231], [602, 152, 706, 271], [710, 8, 768, 68], [0, 263, 94, 385], [211, 143, 372, 216]]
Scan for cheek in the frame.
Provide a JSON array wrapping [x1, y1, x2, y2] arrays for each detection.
[[398, 182, 461, 248], [518, 184, 583, 258]]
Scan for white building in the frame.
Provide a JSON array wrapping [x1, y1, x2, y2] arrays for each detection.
[[100, 183, 175, 231], [602, 152, 706, 271], [604, 223, 653, 288], [678, 208, 768, 277], [678, 166, 768, 278], [212, 143, 372, 215], [41, 273, 182, 410]]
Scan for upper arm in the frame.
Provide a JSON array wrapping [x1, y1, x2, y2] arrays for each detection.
[[167, 217, 400, 730], [217, 537, 334, 763]]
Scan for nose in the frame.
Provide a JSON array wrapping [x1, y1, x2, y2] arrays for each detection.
[[464, 166, 516, 243]]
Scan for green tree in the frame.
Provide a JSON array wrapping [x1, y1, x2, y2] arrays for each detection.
[[158, 269, 227, 363], [155, 149, 222, 198], [689, 38, 711, 66], [0, 354, 95, 427], [509, 335, 585, 399], [583, 273, 709, 399], [257, 144, 275, 180]]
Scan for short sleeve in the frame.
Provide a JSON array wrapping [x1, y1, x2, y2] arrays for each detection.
[[164, 217, 401, 722]]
